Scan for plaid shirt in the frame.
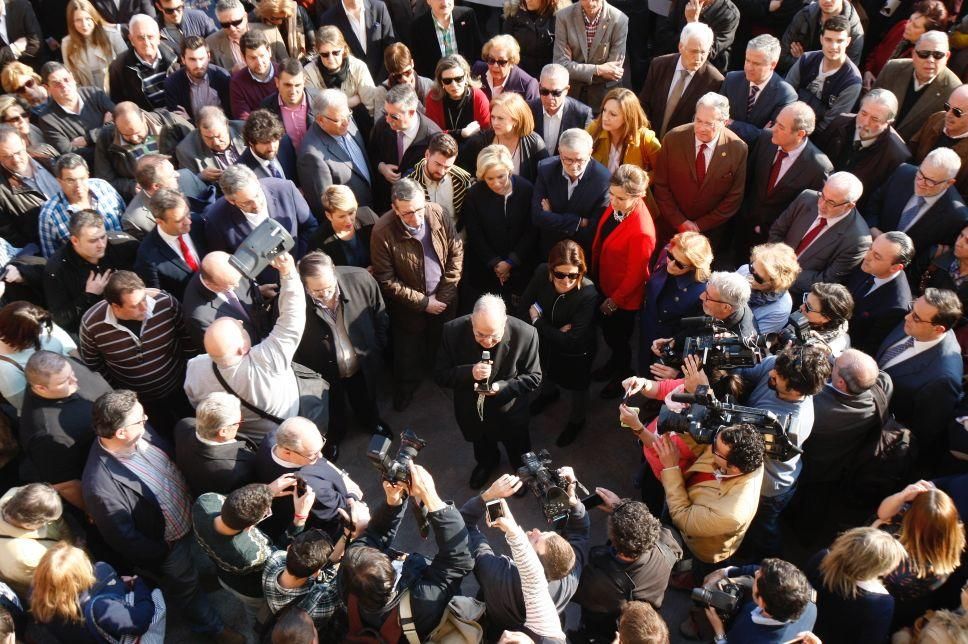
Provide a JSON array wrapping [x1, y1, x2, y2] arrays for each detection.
[[261, 550, 342, 625], [38, 179, 125, 258], [115, 439, 193, 543]]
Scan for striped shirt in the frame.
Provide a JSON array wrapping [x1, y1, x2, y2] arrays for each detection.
[[115, 439, 192, 543], [79, 291, 193, 400]]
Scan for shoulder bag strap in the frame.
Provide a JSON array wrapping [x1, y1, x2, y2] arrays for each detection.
[[398, 589, 421, 644], [209, 362, 284, 425], [0, 355, 24, 372]]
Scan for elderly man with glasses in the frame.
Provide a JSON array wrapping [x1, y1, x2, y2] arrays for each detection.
[[108, 14, 179, 110], [911, 83, 968, 195]]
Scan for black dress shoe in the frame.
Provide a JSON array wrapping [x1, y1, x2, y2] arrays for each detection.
[[555, 420, 584, 447], [529, 389, 561, 415], [468, 464, 494, 489], [600, 377, 626, 399], [322, 442, 339, 462], [393, 390, 414, 411], [372, 422, 393, 439]]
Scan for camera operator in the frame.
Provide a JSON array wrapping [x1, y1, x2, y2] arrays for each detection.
[[459, 471, 589, 640], [689, 558, 817, 643], [572, 492, 682, 641], [650, 272, 756, 379], [340, 463, 474, 641]]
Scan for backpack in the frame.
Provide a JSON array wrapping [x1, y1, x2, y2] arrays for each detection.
[[344, 591, 413, 644], [847, 383, 919, 505], [344, 591, 485, 644]]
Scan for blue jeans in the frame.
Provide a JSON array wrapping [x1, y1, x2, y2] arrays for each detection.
[[741, 484, 797, 561]]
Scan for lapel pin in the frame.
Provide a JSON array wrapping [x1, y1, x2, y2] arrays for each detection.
[[720, 152, 726, 157]]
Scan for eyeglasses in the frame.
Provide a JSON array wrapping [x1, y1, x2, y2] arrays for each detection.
[[700, 290, 729, 306], [322, 112, 350, 124], [944, 102, 966, 118], [219, 17, 244, 28], [14, 78, 36, 94], [486, 57, 509, 67], [539, 87, 565, 97], [817, 192, 851, 209], [915, 49, 946, 60], [390, 67, 414, 81], [909, 305, 933, 324], [552, 270, 580, 280], [123, 414, 149, 429], [161, 3, 185, 14], [748, 263, 766, 285], [916, 169, 949, 187], [395, 206, 425, 218], [559, 154, 587, 167], [3, 113, 26, 124], [441, 75, 465, 85], [667, 254, 691, 270], [318, 49, 342, 58], [801, 292, 819, 313]]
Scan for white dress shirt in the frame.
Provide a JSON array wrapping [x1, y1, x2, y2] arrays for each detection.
[[773, 138, 808, 185], [542, 108, 563, 151], [880, 333, 946, 370], [157, 227, 199, 265], [342, 0, 368, 53]]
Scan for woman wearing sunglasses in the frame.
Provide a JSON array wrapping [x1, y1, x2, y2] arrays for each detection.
[[303, 26, 377, 117], [0, 96, 57, 164], [637, 231, 711, 371], [424, 54, 491, 142], [469, 35, 539, 102], [737, 242, 801, 334], [502, 0, 570, 78], [519, 239, 598, 447], [590, 164, 656, 399], [61, 0, 128, 92], [462, 144, 538, 308], [371, 43, 433, 119], [800, 282, 854, 355], [0, 63, 48, 116]]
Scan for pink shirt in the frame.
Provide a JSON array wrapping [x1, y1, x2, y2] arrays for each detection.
[[279, 95, 309, 151]]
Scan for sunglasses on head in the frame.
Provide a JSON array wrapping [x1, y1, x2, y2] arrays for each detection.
[[441, 75, 465, 85], [748, 263, 766, 284], [486, 57, 509, 67], [318, 49, 342, 58], [552, 270, 580, 280], [915, 49, 946, 60], [219, 17, 244, 28], [539, 88, 565, 97], [15, 78, 35, 94], [945, 102, 966, 118], [160, 4, 184, 14]]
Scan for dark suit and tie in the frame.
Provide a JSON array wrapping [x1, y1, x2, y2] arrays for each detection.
[[0, 0, 44, 69], [845, 265, 913, 356], [318, 0, 396, 81], [409, 6, 481, 79], [639, 53, 725, 138], [299, 120, 374, 216], [720, 71, 797, 145], [368, 112, 442, 209], [133, 216, 207, 301], [528, 96, 594, 155], [181, 272, 270, 348], [768, 190, 872, 298], [238, 140, 298, 183], [737, 130, 832, 255], [530, 156, 611, 256]]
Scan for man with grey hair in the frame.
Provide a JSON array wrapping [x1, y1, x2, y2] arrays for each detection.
[[203, 164, 317, 282], [372, 177, 462, 411], [532, 128, 610, 256], [874, 30, 960, 141], [174, 391, 259, 497], [436, 293, 541, 489], [769, 171, 872, 298], [108, 14, 178, 110], [721, 34, 797, 144], [369, 82, 441, 209], [738, 101, 832, 255], [298, 88, 373, 216], [640, 22, 724, 138], [528, 63, 594, 155], [652, 91, 747, 248], [816, 89, 911, 212], [175, 106, 247, 183], [865, 147, 968, 283]]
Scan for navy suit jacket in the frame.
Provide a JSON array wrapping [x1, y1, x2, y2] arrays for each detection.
[[133, 218, 207, 302], [238, 141, 298, 183], [528, 96, 594, 155], [866, 163, 968, 283], [845, 265, 912, 356], [318, 0, 396, 81], [163, 65, 232, 119], [181, 271, 270, 348], [203, 178, 318, 266], [721, 71, 797, 145], [876, 325, 963, 446], [531, 156, 611, 256]]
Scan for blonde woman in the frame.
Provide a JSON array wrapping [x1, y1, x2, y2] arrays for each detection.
[[739, 242, 800, 334], [470, 34, 539, 101], [253, 0, 314, 62], [0, 95, 57, 163], [30, 542, 162, 642], [309, 184, 379, 269], [61, 0, 127, 91], [458, 91, 549, 182], [588, 87, 660, 175], [0, 62, 48, 113], [302, 25, 377, 116], [805, 526, 908, 644]]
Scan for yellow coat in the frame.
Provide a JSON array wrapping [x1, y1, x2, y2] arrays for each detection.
[[588, 125, 662, 173]]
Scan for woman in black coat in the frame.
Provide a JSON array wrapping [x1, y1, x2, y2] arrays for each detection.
[[456, 91, 549, 183], [462, 144, 538, 310], [519, 241, 598, 447], [307, 185, 378, 270]]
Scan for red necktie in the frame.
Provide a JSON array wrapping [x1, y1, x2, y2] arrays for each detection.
[[178, 234, 198, 272], [695, 143, 707, 185], [767, 150, 788, 193], [795, 218, 828, 255]]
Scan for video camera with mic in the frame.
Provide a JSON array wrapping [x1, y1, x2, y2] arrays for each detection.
[[658, 316, 761, 371]]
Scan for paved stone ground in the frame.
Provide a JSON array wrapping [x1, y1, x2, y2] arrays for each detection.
[[168, 361, 697, 643]]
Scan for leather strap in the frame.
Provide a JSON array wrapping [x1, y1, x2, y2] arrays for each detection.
[[0, 355, 24, 372], [398, 590, 420, 644], [210, 362, 283, 425]]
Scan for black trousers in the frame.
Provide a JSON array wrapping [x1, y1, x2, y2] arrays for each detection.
[[143, 387, 196, 437], [392, 311, 449, 394], [327, 370, 377, 444], [471, 426, 532, 471], [599, 308, 637, 373]]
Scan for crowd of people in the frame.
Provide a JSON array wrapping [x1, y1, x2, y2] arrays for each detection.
[[0, 0, 967, 641]]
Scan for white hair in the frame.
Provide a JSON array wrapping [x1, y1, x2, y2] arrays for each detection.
[[861, 88, 899, 121], [680, 22, 714, 49], [747, 34, 781, 62], [540, 63, 569, 85], [917, 30, 949, 51], [128, 13, 158, 33], [923, 147, 962, 180], [708, 272, 751, 309], [827, 171, 864, 203], [473, 293, 507, 318], [313, 88, 348, 114], [219, 164, 259, 196], [696, 92, 730, 121], [558, 128, 593, 154]]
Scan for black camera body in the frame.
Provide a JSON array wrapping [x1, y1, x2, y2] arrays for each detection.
[[366, 429, 427, 485], [758, 311, 812, 355], [659, 317, 760, 370], [691, 580, 745, 620], [517, 450, 578, 525], [661, 386, 801, 461]]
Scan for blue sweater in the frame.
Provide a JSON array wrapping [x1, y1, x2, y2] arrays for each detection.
[[805, 551, 895, 644], [723, 564, 817, 643]]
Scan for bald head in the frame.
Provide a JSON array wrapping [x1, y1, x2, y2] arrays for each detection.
[[833, 349, 879, 395], [204, 317, 250, 365], [200, 251, 242, 293], [275, 416, 324, 465]]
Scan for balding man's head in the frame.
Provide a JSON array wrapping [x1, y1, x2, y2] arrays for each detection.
[[275, 417, 324, 465], [204, 317, 250, 365], [833, 349, 879, 394], [200, 251, 242, 293]]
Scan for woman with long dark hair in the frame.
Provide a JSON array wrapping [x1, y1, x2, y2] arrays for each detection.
[[0, 301, 75, 411], [424, 55, 491, 143]]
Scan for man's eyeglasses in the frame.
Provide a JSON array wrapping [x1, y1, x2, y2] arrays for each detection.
[[441, 75, 465, 86], [915, 49, 946, 60], [817, 193, 851, 209], [701, 290, 729, 306], [322, 112, 350, 124], [123, 414, 149, 429], [14, 78, 36, 94], [539, 87, 565, 97], [944, 102, 966, 118], [395, 206, 425, 218], [552, 270, 580, 280], [161, 3, 185, 14], [559, 154, 587, 167], [318, 49, 342, 59], [485, 57, 509, 67], [916, 169, 949, 187], [748, 263, 767, 285], [219, 17, 244, 28], [909, 305, 933, 324]]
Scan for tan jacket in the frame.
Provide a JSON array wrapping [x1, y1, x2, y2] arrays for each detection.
[[0, 486, 74, 596], [660, 435, 763, 564], [370, 202, 463, 330]]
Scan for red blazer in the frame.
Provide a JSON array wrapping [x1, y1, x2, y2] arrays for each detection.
[[424, 87, 491, 132], [591, 200, 656, 311]]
